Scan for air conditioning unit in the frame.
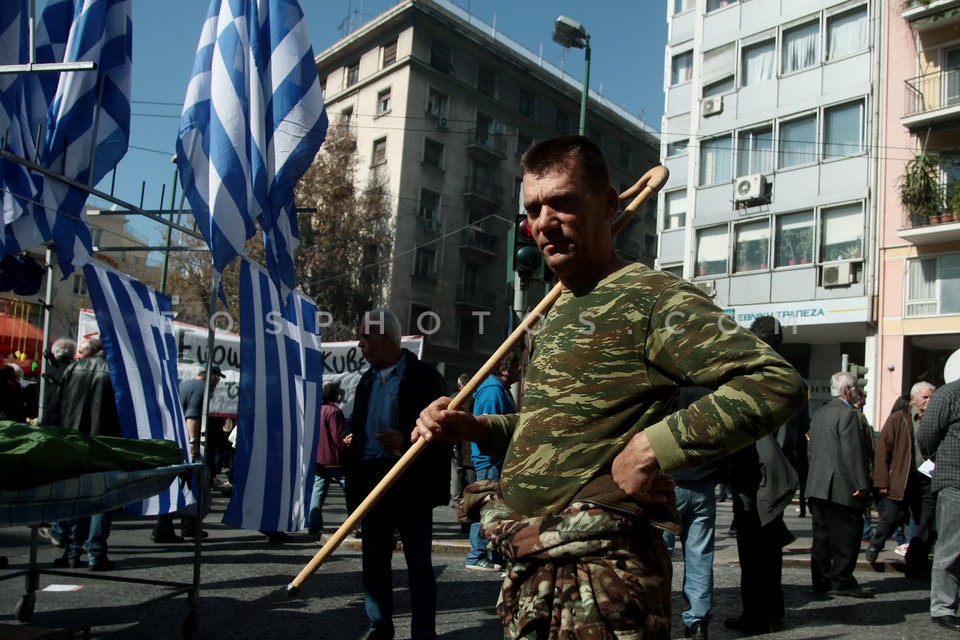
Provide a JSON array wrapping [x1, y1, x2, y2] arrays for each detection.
[[702, 95, 723, 117], [734, 174, 768, 203], [435, 115, 448, 129], [695, 280, 717, 297], [820, 261, 854, 288], [422, 217, 440, 232]]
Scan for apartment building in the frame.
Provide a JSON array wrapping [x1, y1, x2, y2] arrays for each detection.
[[314, 0, 660, 383], [876, 1, 960, 422], [660, 0, 881, 418]]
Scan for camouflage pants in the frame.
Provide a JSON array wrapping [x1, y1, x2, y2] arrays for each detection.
[[481, 499, 672, 640]]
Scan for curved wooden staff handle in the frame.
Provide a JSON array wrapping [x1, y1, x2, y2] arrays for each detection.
[[286, 164, 669, 596]]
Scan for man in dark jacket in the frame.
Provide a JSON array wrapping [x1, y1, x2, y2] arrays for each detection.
[[344, 309, 449, 640], [806, 370, 873, 598], [48, 338, 119, 570]]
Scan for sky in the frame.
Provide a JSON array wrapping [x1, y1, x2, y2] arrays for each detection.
[[85, 0, 669, 251]]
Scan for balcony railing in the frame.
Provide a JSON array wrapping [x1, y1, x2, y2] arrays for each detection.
[[466, 127, 507, 162], [904, 69, 960, 117], [462, 175, 503, 206], [455, 285, 497, 309], [459, 225, 498, 256]]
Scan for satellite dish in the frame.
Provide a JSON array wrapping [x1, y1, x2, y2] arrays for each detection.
[[945, 348, 960, 384]]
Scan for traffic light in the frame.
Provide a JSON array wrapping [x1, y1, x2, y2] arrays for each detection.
[[848, 363, 869, 388], [513, 215, 542, 276]]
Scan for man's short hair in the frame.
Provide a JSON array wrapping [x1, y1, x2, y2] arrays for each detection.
[[830, 371, 856, 397], [457, 373, 471, 388], [521, 135, 611, 194], [910, 381, 935, 399], [50, 338, 76, 362], [748, 315, 783, 350], [364, 308, 402, 348], [83, 338, 104, 357], [497, 348, 523, 374]]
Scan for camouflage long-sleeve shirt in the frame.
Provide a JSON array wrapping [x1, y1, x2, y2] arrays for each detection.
[[486, 263, 807, 517]]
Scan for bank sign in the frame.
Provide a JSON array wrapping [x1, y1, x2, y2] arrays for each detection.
[[723, 297, 870, 328]]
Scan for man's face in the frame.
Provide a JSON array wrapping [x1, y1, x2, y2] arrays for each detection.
[[358, 318, 390, 367], [912, 387, 934, 415], [503, 359, 522, 386], [521, 162, 617, 286]]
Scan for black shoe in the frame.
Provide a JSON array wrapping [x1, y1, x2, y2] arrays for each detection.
[[0, 556, 7, 569], [829, 586, 874, 599], [865, 544, 880, 563], [933, 615, 960, 632], [152, 531, 186, 544], [89, 558, 115, 572], [263, 531, 294, 543], [181, 529, 209, 540], [53, 556, 84, 569], [685, 620, 708, 639], [724, 616, 771, 634]]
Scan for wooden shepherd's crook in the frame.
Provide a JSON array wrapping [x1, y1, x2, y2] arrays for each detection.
[[286, 165, 670, 597]]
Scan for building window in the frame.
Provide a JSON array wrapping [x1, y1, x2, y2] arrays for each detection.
[[376, 88, 392, 115], [779, 114, 816, 168], [699, 134, 733, 185], [707, 0, 738, 11], [703, 77, 734, 97], [382, 40, 397, 67], [667, 138, 688, 157], [734, 219, 770, 272], [413, 248, 437, 280], [742, 39, 775, 86], [673, 0, 692, 14], [782, 20, 820, 74], [736, 126, 774, 176], [346, 60, 359, 87], [671, 51, 693, 85], [906, 255, 960, 317], [775, 211, 814, 267], [423, 138, 443, 167], [517, 132, 533, 157], [372, 137, 387, 165], [664, 190, 686, 230], [73, 273, 87, 296], [696, 225, 729, 277], [430, 40, 452, 72], [519, 90, 535, 117], [820, 203, 863, 262], [555, 110, 572, 135], [409, 303, 432, 335], [477, 65, 495, 97], [824, 100, 863, 159], [419, 188, 440, 223], [827, 5, 868, 60], [427, 88, 448, 118], [319, 76, 326, 99]]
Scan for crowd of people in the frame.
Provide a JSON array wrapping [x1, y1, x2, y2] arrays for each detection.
[[7, 135, 960, 640]]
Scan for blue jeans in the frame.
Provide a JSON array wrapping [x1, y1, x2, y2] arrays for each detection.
[[467, 466, 501, 565], [308, 465, 346, 534], [662, 481, 715, 627], [66, 511, 114, 564], [931, 486, 960, 617], [361, 498, 436, 640]]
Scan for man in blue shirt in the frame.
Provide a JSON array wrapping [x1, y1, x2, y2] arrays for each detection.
[[465, 348, 522, 571], [344, 309, 449, 640]]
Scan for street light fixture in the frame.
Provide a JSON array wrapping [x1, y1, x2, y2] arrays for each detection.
[[552, 15, 591, 135]]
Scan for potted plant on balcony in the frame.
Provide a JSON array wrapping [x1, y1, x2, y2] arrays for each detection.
[[945, 181, 960, 224], [898, 151, 942, 227]]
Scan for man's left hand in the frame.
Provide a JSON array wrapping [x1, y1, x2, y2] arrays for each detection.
[[376, 429, 404, 456], [611, 431, 675, 503]]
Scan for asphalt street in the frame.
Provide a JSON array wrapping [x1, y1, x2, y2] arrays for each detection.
[[0, 484, 955, 639]]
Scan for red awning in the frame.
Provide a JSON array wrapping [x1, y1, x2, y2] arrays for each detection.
[[0, 312, 44, 363]]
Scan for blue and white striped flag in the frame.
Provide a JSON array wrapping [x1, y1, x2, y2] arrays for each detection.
[[224, 258, 321, 532], [2, 0, 132, 277], [176, 0, 328, 298], [83, 260, 194, 516]]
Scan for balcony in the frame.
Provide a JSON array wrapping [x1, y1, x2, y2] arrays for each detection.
[[462, 175, 503, 208], [466, 127, 507, 163], [902, 0, 960, 31], [898, 210, 960, 245], [454, 284, 497, 310], [459, 225, 499, 257], [903, 70, 960, 129]]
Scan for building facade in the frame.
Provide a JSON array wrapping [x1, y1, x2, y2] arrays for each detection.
[[876, 1, 960, 422], [660, 0, 881, 420], [314, 0, 660, 384]]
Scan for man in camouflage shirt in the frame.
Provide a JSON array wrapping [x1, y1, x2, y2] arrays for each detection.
[[415, 136, 807, 639]]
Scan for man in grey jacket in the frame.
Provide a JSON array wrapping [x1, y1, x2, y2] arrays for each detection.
[[806, 370, 873, 599]]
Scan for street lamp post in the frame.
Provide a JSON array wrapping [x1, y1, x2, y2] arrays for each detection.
[[552, 15, 591, 135]]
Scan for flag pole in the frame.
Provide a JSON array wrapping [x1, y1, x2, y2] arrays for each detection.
[[286, 165, 669, 596]]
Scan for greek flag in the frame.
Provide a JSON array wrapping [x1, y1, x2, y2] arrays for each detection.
[[1, 0, 131, 277], [84, 261, 194, 515], [224, 258, 321, 532], [176, 0, 328, 298]]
